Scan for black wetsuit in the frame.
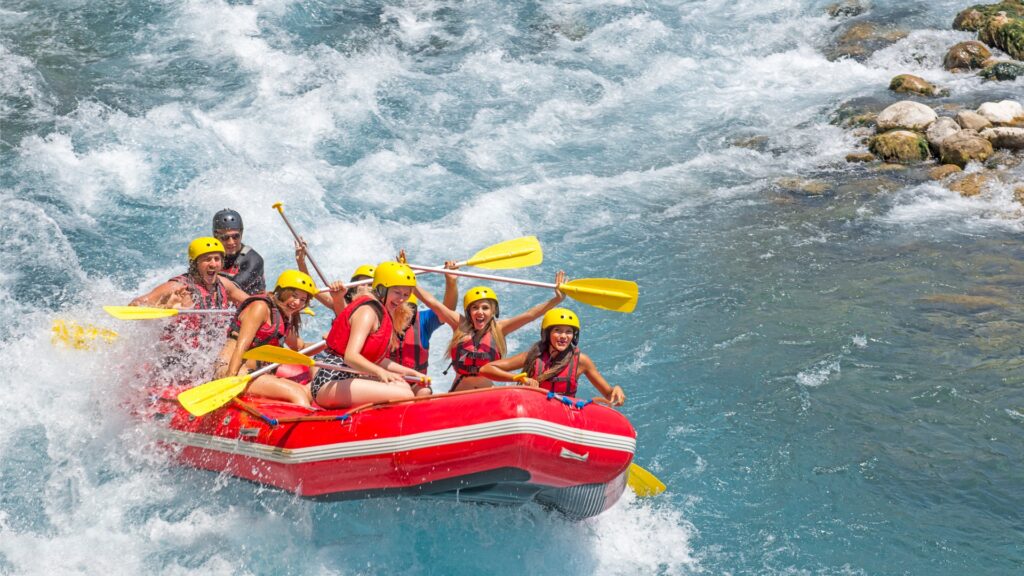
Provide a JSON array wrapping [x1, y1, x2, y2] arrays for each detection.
[[221, 245, 265, 295]]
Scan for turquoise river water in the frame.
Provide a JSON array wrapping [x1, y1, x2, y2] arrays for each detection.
[[1, 1, 1022, 574]]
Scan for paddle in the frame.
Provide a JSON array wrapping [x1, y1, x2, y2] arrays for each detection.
[[51, 319, 119, 349], [177, 340, 327, 417], [103, 305, 234, 320], [104, 305, 313, 320], [272, 202, 330, 286], [407, 266, 639, 313], [628, 463, 666, 497], [456, 236, 542, 269], [243, 345, 430, 385]]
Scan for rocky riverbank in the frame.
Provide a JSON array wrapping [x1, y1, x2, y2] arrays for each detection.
[[829, 1, 1024, 202]]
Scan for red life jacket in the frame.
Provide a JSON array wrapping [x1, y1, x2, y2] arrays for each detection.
[[390, 313, 429, 372], [227, 295, 289, 348], [161, 273, 230, 349], [451, 330, 501, 378], [326, 295, 392, 363], [531, 348, 581, 396]]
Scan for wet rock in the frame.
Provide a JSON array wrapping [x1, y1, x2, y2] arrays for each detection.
[[830, 96, 888, 128], [957, 110, 994, 131], [947, 172, 995, 197], [943, 40, 993, 71], [776, 177, 830, 195], [875, 163, 908, 172], [845, 152, 876, 163], [835, 177, 901, 195], [939, 129, 995, 167], [876, 101, 937, 132], [929, 164, 963, 180], [977, 100, 1024, 125], [732, 135, 770, 151], [926, 117, 961, 151], [979, 60, 1024, 80], [953, 8, 988, 31], [827, 22, 908, 61], [868, 130, 930, 163], [985, 150, 1024, 169], [981, 126, 1024, 149], [889, 74, 941, 96], [1015, 184, 1024, 205], [827, 0, 868, 18]]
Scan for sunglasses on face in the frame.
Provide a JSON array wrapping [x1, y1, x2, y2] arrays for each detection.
[[216, 232, 241, 241]]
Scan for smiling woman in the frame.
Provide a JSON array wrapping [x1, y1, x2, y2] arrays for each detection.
[[212, 269, 318, 408]]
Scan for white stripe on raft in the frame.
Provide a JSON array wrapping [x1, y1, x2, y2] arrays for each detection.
[[156, 417, 637, 464]]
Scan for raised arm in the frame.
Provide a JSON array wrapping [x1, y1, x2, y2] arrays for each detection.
[[498, 271, 567, 335], [441, 261, 459, 311], [413, 284, 461, 328], [327, 281, 347, 316], [295, 239, 334, 308]]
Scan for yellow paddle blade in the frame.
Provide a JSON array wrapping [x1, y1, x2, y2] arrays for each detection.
[[177, 375, 252, 417], [103, 305, 180, 320], [464, 236, 543, 269], [243, 345, 315, 367], [51, 319, 119, 350], [628, 463, 666, 497], [302, 307, 315, 316], [559, 278, 639, 313]]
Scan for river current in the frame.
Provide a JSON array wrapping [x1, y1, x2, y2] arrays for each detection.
[[1, 1, 1022, 574]]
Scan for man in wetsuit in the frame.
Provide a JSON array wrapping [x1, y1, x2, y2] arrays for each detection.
[[213, 208, 265, 295]]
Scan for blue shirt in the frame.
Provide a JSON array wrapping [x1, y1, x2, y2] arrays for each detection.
[[418, 309, 444, 349]]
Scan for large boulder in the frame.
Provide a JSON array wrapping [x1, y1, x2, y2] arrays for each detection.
[[939, 129, 995, 167], [889, 74, 942, 96], [979, 60, 1024, 80], [980, 126, 1024, 148], [943, 40, 993, 70], [956, 110, 993, 131], [977, 100, 1024, 125], [868, 130, 930, 163], [952, 3, 1024, 60], [926, 117, 961, 151], [876, 101, 937, 132]]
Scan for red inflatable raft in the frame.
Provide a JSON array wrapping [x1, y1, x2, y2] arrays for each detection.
[[147, 386, 636, 519]]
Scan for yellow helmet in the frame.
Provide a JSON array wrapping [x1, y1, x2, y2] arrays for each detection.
[[406, 293, 419, 307], [542, 308, 580, 345], [373, 261, 416, 290], [188, 237, 225, 261], [463, 286, 499, 314], [274, 270, 318, 296], [351, 264, 376, 281], [541, 308, 580, 331]]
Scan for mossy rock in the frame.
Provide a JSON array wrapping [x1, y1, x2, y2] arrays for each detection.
[[868, 130, 931, 163], [953, 2, 1024, 32], [979, 60, 1024, 79], [991, 18, 1024, 60], [944, 41, 993, 70]]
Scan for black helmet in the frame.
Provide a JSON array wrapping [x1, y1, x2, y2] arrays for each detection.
[[213, 209, 243, 231]]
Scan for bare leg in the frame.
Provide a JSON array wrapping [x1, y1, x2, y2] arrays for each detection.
[[248, 374, 313, 408], [413, 385, 433, 397], [314, 377, 414, 409]]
